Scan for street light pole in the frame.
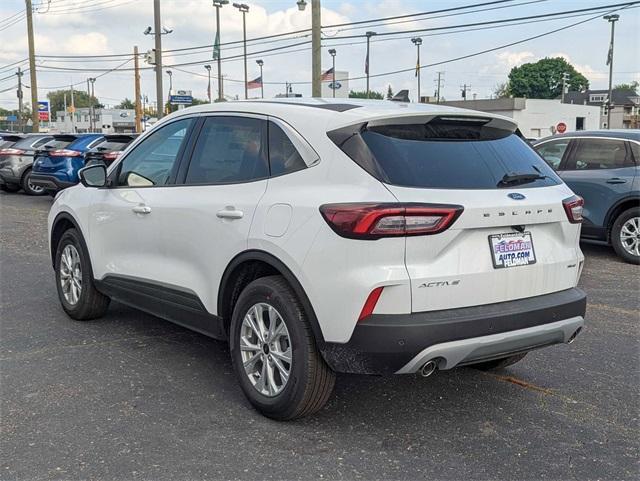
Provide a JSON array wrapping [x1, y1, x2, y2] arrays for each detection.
[[166, 70, 173, 113], [604, 14, 619, 130], [204, 65, 212, 103], [213, 0, 228, 102], [411, 37, 422, 103], [256, 59, 264, 99], [233, 3, 250, 100], [88, 77, 96, 132], [365, 31, 376, 98], [328, 49, 336, 98], [296, 0, 321, 97]]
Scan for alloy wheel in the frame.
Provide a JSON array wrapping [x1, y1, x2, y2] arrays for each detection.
[[59, 244, 82, 305], [619, 216, 640, 258], [27, 177, 44, 194], [240, 303, 292, 397]]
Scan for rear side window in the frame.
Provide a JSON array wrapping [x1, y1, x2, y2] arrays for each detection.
[[535, 139, 570, 170], [565, 138, 631, 170], [185, 116, 267, 185], [268, 122, 306, 176], [330, 119, 561, 189]]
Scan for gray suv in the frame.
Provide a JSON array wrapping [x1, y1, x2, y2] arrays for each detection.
[[534, 130, 639, 264], [0, 133, 53, 195]]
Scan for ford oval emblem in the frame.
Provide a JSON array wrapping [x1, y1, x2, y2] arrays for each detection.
[[508, 193, 526, 200]]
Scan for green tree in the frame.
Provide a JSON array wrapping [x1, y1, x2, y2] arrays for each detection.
[[613, 81, 639, 92], [493, 82, 510, 98], [165, 98, 209, 114], [507, 57, 589, 99], [386, 85, 394, 99], [47, 89, 102, 114], [115, 98, 135, 109], [349, 90, 384, 100]]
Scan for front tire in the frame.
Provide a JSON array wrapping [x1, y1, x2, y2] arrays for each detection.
[[54, 228, 110, 320], [21, 169, 46, 196], [611, 207, 640, 264], [229, 275, 335, 420]]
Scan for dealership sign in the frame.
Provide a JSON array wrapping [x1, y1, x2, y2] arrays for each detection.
[[169, 89, 193, 105]]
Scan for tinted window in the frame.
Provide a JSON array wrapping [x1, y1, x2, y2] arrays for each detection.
[[628, 142, 639, 164], [565, 138, 630, 170], [333, 122, 561, 189], [41, 139, 74, 150], [93, 139, 131, 152], [185, 116, 267, 184], [0, 139, 15, 149], [535, 139, 570, 170], [117, 118, 192, 187], [268, 122, 306, 176]]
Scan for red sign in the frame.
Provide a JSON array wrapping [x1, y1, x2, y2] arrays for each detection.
[[556, 122, 567, 133], [38, 111, 49, 121]]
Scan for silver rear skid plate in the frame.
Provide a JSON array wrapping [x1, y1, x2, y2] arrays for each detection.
[[396, 316, 584, 374]]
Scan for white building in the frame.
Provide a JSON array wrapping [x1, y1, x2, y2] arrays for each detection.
[[435, 98, 601, 139], [54, 108, 136, 134]]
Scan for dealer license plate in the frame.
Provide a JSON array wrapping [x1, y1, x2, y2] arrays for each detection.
[[489, 231, 536, 269]]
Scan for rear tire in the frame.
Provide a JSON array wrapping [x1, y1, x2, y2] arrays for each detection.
[[54, 228, 110, 320], [229, 275, 335, 420], [471, 353, 527, 371], [21, 169, 46, 196], [0, 183, 20, 193], [611, 207, 640, 264]]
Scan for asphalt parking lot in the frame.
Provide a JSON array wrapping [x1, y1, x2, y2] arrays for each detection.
[[1, 191, 638, 481]]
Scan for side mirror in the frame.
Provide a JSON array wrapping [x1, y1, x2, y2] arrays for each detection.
[[78, 164, 107, 188]]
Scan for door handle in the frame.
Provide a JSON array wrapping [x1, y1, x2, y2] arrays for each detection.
[[216, 208, 244, 219], [132, 205, 152, 214], [606, 178, 627, 184]]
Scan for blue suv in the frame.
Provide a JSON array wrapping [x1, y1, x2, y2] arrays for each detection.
[[30, 133, 103, 194], [534, 130, 639, 264]]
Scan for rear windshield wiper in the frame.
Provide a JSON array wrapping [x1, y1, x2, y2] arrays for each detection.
[[498, 172, 546, 187]]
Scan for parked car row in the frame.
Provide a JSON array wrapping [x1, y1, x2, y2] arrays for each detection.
[[0, 133, 137, 196]]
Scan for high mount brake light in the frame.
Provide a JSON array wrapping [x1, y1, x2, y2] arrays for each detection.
[[319, 203, 463, 239], [562, 195, 584, 224], [50, 149, 81, 157], [0, 148, 25, 156]]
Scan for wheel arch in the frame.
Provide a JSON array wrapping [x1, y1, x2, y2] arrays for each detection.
[[217, 250, 326, 346], [50, 212, 90, 269], [604, 195, 640, 241]]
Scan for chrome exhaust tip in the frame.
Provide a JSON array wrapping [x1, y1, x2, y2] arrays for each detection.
[[567, 326, 582, 344], [419, 360, 437, 378]]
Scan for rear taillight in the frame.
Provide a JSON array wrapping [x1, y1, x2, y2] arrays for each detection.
[[562, 195, 584, 224], [102, 151, 121, 161], [0, 148, 25, 156], [50, 149, 81, 157], [319, 203, 463, 239]]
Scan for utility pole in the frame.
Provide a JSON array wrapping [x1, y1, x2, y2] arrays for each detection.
[[461, 83, 471, 100], [328, 48, 336, 98], [604, 14, 620, 129], [87, 78, 92, 131], [134, 46, 142, 133], [311, 0, 321, 97], [561, 72, 570, 104], [435, 71, 444, 103], [204, 65, 212, 103], [365, 31, 376, 98], [89, 78, 96, 133], [25, 0, 39, 132], [153, 0, 164, 118], [16, 68, 24, 131], [70, 84, 76, 132]]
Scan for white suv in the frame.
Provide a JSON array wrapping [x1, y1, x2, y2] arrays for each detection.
[[48, 99, 586, 419]]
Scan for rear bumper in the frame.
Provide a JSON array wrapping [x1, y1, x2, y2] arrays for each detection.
[[29, 174, 75, 192], [320, 287, 586, 375]]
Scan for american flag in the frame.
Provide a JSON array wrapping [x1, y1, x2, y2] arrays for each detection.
[[321, 67, 334, 81], [247, 76, 262, 89]]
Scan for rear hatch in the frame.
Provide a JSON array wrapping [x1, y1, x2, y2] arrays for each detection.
[[34, 135, 79, 173], [84, 134, 136, 166], [330, 114, 583, 312]]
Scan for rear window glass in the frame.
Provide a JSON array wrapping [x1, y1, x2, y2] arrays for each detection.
[[42, 139, 73, 150], [331, 121, 562, 189], [13, 136, 51, 149], [92, 140, 131, 152], [0, 139, 15, 148]]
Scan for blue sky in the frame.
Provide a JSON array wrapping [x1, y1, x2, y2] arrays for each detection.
[[0, 0, 638, 109]]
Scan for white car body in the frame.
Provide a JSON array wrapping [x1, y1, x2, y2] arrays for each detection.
[[48, 99, 586, 378]]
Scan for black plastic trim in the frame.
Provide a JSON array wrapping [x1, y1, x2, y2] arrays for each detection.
[[322, 287, 587, 374], [95, 275, 226, 340], [30, 173, 75, 191]]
